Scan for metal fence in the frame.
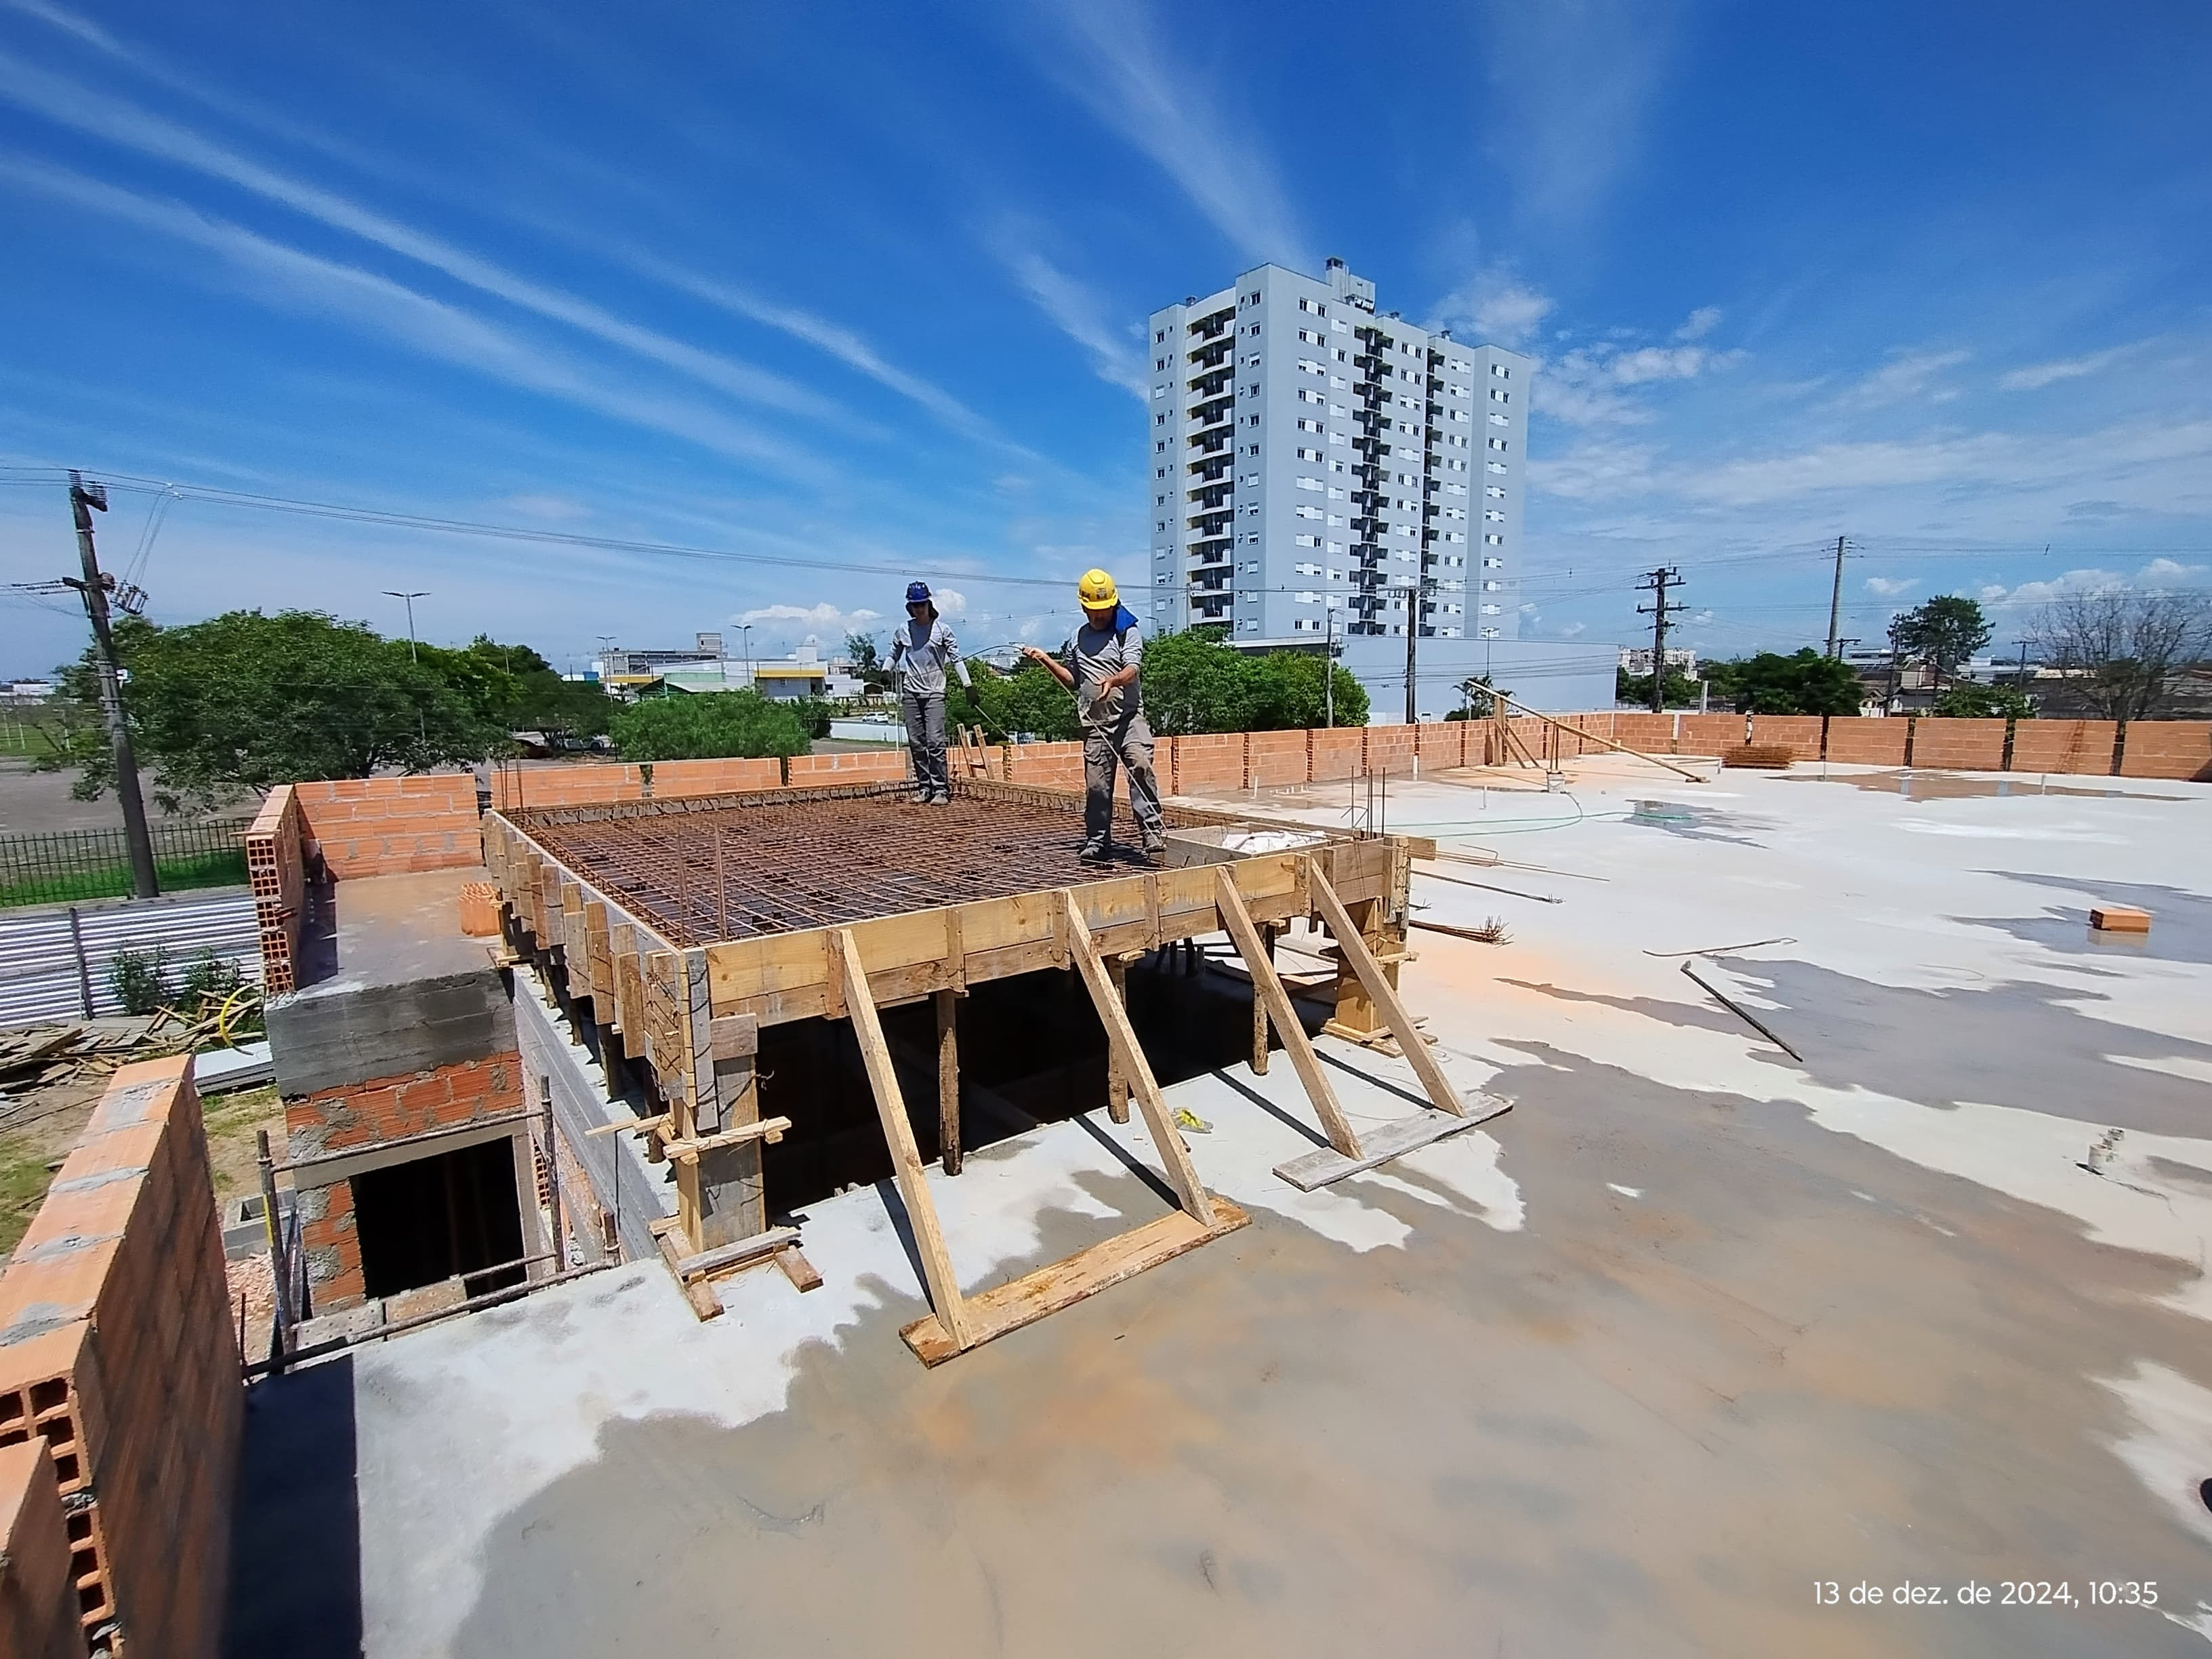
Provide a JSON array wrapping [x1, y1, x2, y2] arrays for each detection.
[[0, 817, 255, 910], [0, 890, 263, 1029]]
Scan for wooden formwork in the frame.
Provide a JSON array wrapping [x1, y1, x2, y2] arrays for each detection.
[[485, 777, 1434, 1360]]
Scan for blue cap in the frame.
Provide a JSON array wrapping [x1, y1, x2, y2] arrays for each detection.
[[905, 581, 931, 605]]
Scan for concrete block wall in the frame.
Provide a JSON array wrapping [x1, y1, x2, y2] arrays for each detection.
[[283, 1054, 526, 1307], [244, 783, 305, 996], [1747, 716, 1825, 761], [293, 774, 480, 880], [1417, 722, 1469, 769], [1005, 742, 1084, 790], [2116, 719, 2212, 780], [1166, 733, 1246, 793], [786, 750, 905, 784], [1364, 726, 1419, 776], [2007, 719, 2115, 774], [1823, 717, 1910, 764], [0, 1441, 81, 1659], [1247, 730, 1311, 786], [0, 1056, 240, 1659], [1673, 714, 1749, 755], [1908, 717, 2007, 769], [1309, 729, 1365, 781]]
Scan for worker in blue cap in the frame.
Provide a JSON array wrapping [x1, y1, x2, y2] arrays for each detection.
[[890, 581, 971, 804]]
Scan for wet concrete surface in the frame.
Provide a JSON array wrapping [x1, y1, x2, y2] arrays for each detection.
[[226, 763, 2212, 1657]]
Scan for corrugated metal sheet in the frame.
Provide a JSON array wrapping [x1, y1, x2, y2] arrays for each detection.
[[0, 890, 262, 1029]]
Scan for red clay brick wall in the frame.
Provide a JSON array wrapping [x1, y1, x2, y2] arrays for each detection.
[[0, 1441, 81, 1659], [1908, 718, 2007, 770], [786, 750, 906, 784], [1610, 713, 1675, 754], [294, 774, 481, 880], [1006, 741, 1084, 790], [285, 1054, 527, 1307], [0, 1057, 239, 1659], [491, 762, 638, 809], [245, 783, 306, 996], [2007, 719, 2115, 774], [1167, 733, 1246, 792], [1748, 715, 1825, 760], [1823, 716, 1909, 764], [1416, 722, 1468, 769], [1675, 714, 1748, 755], [2118, 720, 2212, 780], [1364, 725, 1418, 775], [1309, 729, 1365, 781], [1247, 730, 1311, 786]]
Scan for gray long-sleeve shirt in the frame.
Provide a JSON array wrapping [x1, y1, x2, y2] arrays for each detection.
[[1067, 618, 1143, 733], [892, 616, 969, 697]]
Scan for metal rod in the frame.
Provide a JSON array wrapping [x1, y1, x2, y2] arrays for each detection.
[[1681, 960, 1803, 1062], [242, 1258, 611, 1377], [256, 1129, 293, 1373]]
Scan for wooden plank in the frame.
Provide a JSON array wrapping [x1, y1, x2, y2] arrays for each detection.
[[1309, 865, 1466, 1118], [900, 1199, 1250, 1366], [1061, 890, 1214, 1225], [709, 1012, 758, 1060], [657, 1231, 722, 1319], [1216, 869, 1360, 1157], [670, 1225, 800, 1281], [1104, 954, 1130, 1125], [935, 988, 961, 1175], [584, 1112, 670, 1139], [775, 1244, 823, 1292], [1272, 1095, 1512, 1191], [834, 928, 976, 1349], [661, 1116, 790, 1160]]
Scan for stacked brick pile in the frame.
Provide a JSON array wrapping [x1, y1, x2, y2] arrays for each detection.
[[293, 774, 481, 880], [244, 785, 306, 996], [0, 1056, 240, 1658]]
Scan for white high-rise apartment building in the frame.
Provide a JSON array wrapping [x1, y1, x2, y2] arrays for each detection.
[[1145, 258, 1532, 654]]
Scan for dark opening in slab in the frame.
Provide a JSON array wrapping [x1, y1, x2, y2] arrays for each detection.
[[352, 1138, 527, 1300]]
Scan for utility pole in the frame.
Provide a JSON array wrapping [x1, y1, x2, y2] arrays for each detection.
[[1824, 535, 1849, 658], [66, 472, 159, 899], [1635, 566, 1685, 715], [384, 590, 428, 662], [1401, 575, 1428, 724], [1324, 606, 1335, 729]]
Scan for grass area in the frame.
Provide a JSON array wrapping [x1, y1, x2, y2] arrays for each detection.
[[203, 1084, 283, 1210], [0, 720, 81, 760], [0, 848, 249, 909], [0, 1139, 58, 1258]]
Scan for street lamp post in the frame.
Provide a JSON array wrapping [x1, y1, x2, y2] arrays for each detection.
[[384, 590, 428, 662]]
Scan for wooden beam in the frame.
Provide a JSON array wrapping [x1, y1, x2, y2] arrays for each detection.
[[670, 1225, 800, 1281], [1309, 864, 1466, 1120], [1216, 868, 1361, 1158], [1104, 954, 1130, 1125], [935, 987, 961, 1175], [1061, 890, 1214, 1225], [775, 1244, 823, 1292], [834, 928, 975, 1349], [661, 1117, 791, 1160], [901, 1199, 1250, 1366]]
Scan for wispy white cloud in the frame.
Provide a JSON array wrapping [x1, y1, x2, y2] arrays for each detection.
[[1042, 0, 1305, 264], [1828, 347, 1971, 411], [1864, 575, 1917, 596], [0, 53, 853, 428], [1998, 344, 2136, 392], [1431, 266, 1555, 347], [1479, 0, 1687, 235], [1534, 312, 1744, 427], [1675, 306, 1721, 342], [998, 245, 1147, 398], [0, 155, 833, 482]]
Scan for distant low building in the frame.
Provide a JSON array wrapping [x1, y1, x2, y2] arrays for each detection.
[[595, 638, 864, 701], [1617, 647, 1697, 677]]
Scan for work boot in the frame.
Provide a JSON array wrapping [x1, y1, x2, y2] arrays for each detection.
[[1078, 844, 1111, 866], [910, 788, 933, 804], [930, 792, 951, 806], [1142, 846, 1167, 867]]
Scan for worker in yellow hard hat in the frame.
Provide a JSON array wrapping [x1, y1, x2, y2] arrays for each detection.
[[1023, 569, 1164, 865]]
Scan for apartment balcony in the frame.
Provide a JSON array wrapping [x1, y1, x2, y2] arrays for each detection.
[[1187, 512, 1233, 536], [1189, 395, 1234, 426], [1185, 369, 1233, 398], [1186, 425, 1233, 456]]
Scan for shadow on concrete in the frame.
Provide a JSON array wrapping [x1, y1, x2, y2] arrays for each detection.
[[1958, 872, 2212, 967], [224, 1358, 363, 1659], [1620, 800, 1768, 847]]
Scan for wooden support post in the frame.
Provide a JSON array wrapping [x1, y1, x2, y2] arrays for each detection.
[[1309, 865, 1466, 1119], [1061, 891, 1214, 1225], [1105, 954, 1131, 1124], [1217, 869, 1360, 1157], [1250, 923, 1272, 1076], [935, 987, 961, 1175], [834, 928, 975, 1349]]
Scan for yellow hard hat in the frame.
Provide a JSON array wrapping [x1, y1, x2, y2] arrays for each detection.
[[1077, 569, 1118, 607]]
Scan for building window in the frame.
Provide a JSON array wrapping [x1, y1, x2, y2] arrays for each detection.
[[1296, 475, 1323, 491], [1488, 437, 1509, 451], [1490, 413, 1510, 426], [1155, 441, 1166, 453], [1247, 413, 1262, 426], [1296, 417, 1323, 434], [1155, 329, 1166, 343], [1296, 504, 1322, 519], [1492, 363, 1510, 377], [1485, 533, 1504, 545], [1155, 413, 1167, 426], [1487, 462, 1507, 474], [1294, 533, 1322, 548]]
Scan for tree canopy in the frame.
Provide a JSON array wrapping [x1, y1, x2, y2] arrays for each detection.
[[44, 610, 505, 809], [1614, 665, 1702, 709], [2027, 590, 2212, 721], [948, 659, 1081, 741], [607, 691, 811, 760], [1893, 596, 1992, 683], [1136, 630, 1368, 735], [1701, 650, 1864, 716], [1931, 682, 2034, 720]]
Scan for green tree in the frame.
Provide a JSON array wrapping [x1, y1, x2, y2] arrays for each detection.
[[1931, 682, 2034, 719], [843, 631, 891, 693], [1615, 666, 1701, 708], [949, 660, 1080, 741], [1893, 596, 1992, 686], [1702, 649, 1863, 716], [1248, 650, 1368, 729], [455, 636, 611, 745], [608, 691, 810, 760], [42, 610, 504, 810], [1141, 630, 1367, 735]]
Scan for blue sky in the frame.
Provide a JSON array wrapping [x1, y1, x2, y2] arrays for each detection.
[[3, 0, 2209, 678]]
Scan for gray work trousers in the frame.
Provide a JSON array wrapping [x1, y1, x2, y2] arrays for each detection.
[[1083, 712, 1164, 853], [902, 691, 948, 800]]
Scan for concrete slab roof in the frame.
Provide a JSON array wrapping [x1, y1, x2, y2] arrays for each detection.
[[227, 760, 2212, 1656], [283, 865, 495, 1001]]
